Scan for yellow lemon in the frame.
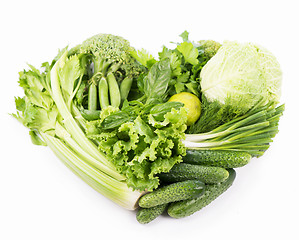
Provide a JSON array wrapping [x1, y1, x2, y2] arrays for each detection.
[[168, 92, 201, 126]]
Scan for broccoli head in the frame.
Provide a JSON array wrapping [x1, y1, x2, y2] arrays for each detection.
[[197, 40, 222, 61], [71, 33, 143, 81]]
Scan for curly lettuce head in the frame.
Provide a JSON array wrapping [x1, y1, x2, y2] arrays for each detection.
[[200, 41, 282, 113], [86, 106, 188, 191]]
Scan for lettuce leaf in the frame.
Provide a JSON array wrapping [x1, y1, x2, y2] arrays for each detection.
[[86, 106, 188, 191]]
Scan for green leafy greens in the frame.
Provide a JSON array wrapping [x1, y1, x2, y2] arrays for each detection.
[[85, 58, 188, 191], [86, 105, 187, 191], [12, 31, 284, 215]]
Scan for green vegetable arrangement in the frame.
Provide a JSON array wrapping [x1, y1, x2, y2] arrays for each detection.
[[12, 31, 284, 223]]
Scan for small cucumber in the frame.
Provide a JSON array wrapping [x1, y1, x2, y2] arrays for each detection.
[[138, 180, 205, 208], [184, 150, 251, 168], [167, 169, 236, 219], [136, 204, 168, 224], [159, 163, 229, 184]]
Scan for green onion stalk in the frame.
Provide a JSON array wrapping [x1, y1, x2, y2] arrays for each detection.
[[183, 103, 284, 157]]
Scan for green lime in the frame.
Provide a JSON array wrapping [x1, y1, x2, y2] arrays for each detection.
[[168, 92, 201, 126]]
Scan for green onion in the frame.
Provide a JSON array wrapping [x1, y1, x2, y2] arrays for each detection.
[[184, 103, 284, 157]]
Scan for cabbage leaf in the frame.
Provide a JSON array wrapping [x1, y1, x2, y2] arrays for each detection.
[[200, 41, 282, 114]]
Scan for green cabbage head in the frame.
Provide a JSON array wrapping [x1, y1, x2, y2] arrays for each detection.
[[200, 41, 282, 113]]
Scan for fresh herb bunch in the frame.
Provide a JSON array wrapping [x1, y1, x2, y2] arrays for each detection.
[[131, 31, 221, 101]]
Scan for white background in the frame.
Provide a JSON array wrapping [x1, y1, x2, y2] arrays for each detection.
[[1, 0, 298, 239]]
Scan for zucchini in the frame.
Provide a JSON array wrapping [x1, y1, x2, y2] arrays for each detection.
[[167, 168, 236, 219], [136, 204, 168, 224], [184, 150, 251, 168], [159, 163, 229, 184], [138, 180, 205, 208]]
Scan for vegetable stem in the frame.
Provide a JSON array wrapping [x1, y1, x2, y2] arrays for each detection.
[[50, 53, 123, 180], [42, 133, 141, 210]]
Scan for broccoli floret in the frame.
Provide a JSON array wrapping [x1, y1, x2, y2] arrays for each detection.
[[71, 33, 143, 80], [197, 40, 222, 60]]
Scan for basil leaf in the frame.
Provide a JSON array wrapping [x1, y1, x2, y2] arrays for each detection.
[[101, 111, 131, 130], [144, 58, 171, 104], [150, 101, 184, 121], [80, 109, 101, 121]]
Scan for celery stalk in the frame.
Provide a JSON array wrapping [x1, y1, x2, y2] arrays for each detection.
[[42, 133, 141, 210]]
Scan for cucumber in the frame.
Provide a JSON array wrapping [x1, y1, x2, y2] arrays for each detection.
[[136, 204, 168, 224], [159, 163, 229, 184], [138, 180, 205, 208], [184, 150, 251, 168], [167, 168, 236, 219]]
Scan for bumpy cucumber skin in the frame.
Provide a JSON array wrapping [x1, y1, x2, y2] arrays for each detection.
[[159, 163, 229, 184], [184, 150, 251, 168], [167, 169, 236, 219], [138, 180, 205, 208], [136, 204, 168, 224]]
